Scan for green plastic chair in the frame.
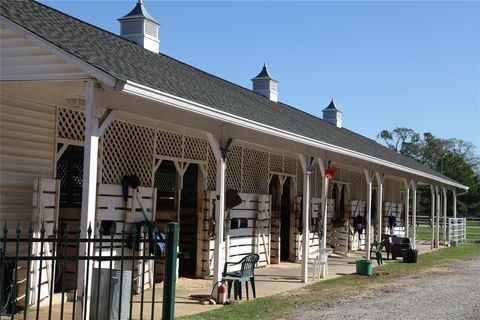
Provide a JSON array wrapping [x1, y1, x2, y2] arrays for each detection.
[[375, 239, 387, 265], [222, 253, 259, 300]]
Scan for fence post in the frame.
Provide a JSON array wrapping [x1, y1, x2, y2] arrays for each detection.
[[162, 222, 179, 320]]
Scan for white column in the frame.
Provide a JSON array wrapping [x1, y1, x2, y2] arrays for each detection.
[[213, 156, 226, 286], [404, 180, 410, 240], [76, 80, 99, 320], [321, 176, 329, 251], [375, 172, 384, 244], [453, 190, 457, 219], [411, 181, 417, 249], [430, 185, 435, 250], [207, 134, 227, 289], [443, 188, 447, 245], [318, 158, 329, 278], [299, 155, 311, 283], [364, 170, 373, 260], [436, 186, 440, 248]]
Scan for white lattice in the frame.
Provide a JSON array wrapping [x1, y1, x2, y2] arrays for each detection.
[[297, 161, 304, 196], [284, 156, 297, 175], [184, 135, 208, 161], [57, 107, 85, 141], [269, 153, 283, 172], [242, 147, 268, 194], [156, 130, 182, 158], [207, 146, 217, 190], [226, 145, 242, 191], [102, 120, 155, 186]]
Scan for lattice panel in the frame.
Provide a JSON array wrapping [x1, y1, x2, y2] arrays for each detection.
[[284, 156, 297, 175], [154, 161, 176, 192], [207, 146, 217, 190], [269, 153, 283, 172], [297, 161, 304, 196], [226, 145, 242, 191], [102, 120, 155, 186], [156, 130, 182, 158], [242, 147, 268, 194], [349, 171, 363, 200], [184, 136, 208, 161], [315, 166, 323, 198], [309, 166, 316, 198], [57, 107, 85, 141]]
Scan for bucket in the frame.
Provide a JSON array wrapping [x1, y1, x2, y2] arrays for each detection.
[[355, 259, 373, 276], [403, 249, 418, 263]]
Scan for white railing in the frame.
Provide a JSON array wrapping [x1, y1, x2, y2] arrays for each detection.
[[448, 218, 466, 243]]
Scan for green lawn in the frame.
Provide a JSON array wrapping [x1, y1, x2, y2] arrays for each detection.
[[180, 243, 480, 320], [408, 225, 480, 241]]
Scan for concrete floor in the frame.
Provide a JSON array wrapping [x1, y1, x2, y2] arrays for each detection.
[[10, 243, 435, 319]]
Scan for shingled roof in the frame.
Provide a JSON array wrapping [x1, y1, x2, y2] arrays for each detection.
[[0, 0, 461, 186]]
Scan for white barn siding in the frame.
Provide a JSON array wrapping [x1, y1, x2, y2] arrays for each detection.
[[0, 24, 88, 81], [0, 95, 56, 226]]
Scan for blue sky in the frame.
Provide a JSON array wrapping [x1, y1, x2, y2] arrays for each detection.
[[41, 0, 480, 150]]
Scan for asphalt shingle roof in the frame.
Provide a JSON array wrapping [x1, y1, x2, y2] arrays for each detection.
[[0, 0, 460, 186]]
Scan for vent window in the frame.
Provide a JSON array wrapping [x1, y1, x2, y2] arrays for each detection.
[[145, 21, 158, 38], [121, 21, 143, 34]]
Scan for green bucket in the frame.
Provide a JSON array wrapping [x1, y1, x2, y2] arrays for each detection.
[[356, 259, 373, 276]]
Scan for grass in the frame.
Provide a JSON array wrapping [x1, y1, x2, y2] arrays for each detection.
[[180, 243, 480, 320], [409, 225, 480, 241]]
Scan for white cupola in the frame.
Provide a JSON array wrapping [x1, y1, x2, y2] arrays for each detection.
[[322, 98, 343, 128], [118, 0, 160, 53], [251, 63, 278, 102]]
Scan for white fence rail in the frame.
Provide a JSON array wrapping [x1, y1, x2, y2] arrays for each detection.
[[448, 218, 466, 243]]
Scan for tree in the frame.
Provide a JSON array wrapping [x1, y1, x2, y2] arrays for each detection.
[[377, 127, 480, 217]]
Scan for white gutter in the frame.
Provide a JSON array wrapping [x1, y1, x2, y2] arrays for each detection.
[[121, 80, 469, 190]]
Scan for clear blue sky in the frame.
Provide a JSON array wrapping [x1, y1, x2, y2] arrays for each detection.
[[41, 0, 480, 150]]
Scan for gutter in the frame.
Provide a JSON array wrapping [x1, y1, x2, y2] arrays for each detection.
[[119, 80, 469, 190]]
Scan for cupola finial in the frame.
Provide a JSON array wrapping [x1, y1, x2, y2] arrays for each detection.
[[322, 98, 343, 128], [251, 63, 278, 102], [118, 0, 160, 53]]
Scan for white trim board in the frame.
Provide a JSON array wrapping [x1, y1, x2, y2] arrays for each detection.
[[120, 80, 468, 190]]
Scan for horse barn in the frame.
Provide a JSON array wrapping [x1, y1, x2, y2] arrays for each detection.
[[0, 0, 469, 318]]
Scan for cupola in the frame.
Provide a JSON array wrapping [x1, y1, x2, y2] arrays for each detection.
[[322, 98, 342, 128], [118, 0, 160, 53], [251, 63, 278, 102]]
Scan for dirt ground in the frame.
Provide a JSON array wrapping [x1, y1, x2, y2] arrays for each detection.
[[282, 256, 480, 320]]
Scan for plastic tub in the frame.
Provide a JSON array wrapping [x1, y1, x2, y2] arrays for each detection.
[[355, 259, 373, 276], [403, 249, 418, 263]]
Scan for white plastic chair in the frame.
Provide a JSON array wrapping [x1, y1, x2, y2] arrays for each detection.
[[310, 248, 332, 280]]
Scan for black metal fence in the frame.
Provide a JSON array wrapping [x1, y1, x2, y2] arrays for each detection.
[[1, 221, 179, 320]]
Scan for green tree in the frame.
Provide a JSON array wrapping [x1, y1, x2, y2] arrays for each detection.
[[378, 127, 480, 217]]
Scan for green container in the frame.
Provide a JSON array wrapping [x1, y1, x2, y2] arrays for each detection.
[[356, 259, 373, 276]]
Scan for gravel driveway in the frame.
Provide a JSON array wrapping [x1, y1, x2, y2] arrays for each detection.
[[285, 256, 480, 320]]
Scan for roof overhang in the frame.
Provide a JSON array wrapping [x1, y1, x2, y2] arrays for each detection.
[[0, 16, 117, 87], [118, 80, 469, 191]]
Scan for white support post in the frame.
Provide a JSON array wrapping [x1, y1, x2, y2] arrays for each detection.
[[443, 188, 447, 245], [453, 190, 457, 219], [76, 80, 99, 320], [364, 169, 373, 261], [375, 172, 384, 244], [430, 185, 435, 250], [317, 158, 328, 278], [207, 134, 227, 291], [298, 154, 311, 283], [404, 179, 410, 240], [411, 181, 417, 250], [436, 186, 440, 248]]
